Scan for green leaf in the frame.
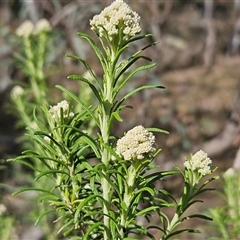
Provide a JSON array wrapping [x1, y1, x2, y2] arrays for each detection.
[[101, 142, 122, 162], [34, 131, 65, 150], [13, 52, 28, 63], [182, 199, 204, 212], [112, 111, 123, 122], [35, 169, 70, 181], [28, 133, 59, 156], [112, 45, 129, 69], [181, 214, 212, 221], [67, 74, 102, 103], [135, 187, 155, 197], [122, 34, 154, 47], [122, 85, 165, 102], [83, 222, 103, 240], [60, 218, 74, 236], [196, 176, 219, 196], [131, 41, 158, 58], [66, 54, 101, 86], [165, 228, 201, 239], [80, 135, 100, 159], [12, 187, 57, 196], [157, 189, 178, 205], [77, 32, 107, 68], [8, 157, 37, 171], [136, 206, 159, 216], [144, 170, 179, 189], [74, 194, 102, 223], [35, 209, 56, 226], [147, 224, 164, 233], [146, 127, 169, 135], [33, 107, 48, 132], [23, 154, 68, 169], [39, 194, 60, 203], [114, 57, 155, 88], [195, 187, 216, 196]]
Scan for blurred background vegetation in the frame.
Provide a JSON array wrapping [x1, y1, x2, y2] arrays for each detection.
[[0, 0, 240, 239]]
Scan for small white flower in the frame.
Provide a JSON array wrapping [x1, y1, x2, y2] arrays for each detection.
[[223, 167, 236, 178], [90, 0, 141, 41], [44, 135, 51, 143], [11, 85, 24, 99], [16, 20, 34, 37], [116, 125, 156, 161], [184, 150, 212, 176], [49, 100, 74, 122], [0, 204, 6, 216], [34, 18, 51, 34], [30, 121, 38, 130]]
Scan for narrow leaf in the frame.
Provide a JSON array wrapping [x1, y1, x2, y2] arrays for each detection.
[[122, 85, 164, 101], [77, 32, 106, 67], [35, 209, 56, 225], [136, 206, 159, 216], [122, 34, 153, 47], [182, 214, 212, 221], [146, 127, 169, 135], [12, 187, 57, 196], [83, 222, 102, 240], [67, 74, 102, 103], [65, 54, 101, 87], [35, 169, 70, 181], [166, 228, 200, 239], [114, 57, 155, 87]]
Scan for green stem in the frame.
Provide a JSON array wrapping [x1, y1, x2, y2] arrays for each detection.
[[100, 109, 111, 239], [120, 166, 136, 237], [161, 177, 197, 240], [100, 44, 118, 239], [99, 40, 123, 238], [23, 33, 47, 105]]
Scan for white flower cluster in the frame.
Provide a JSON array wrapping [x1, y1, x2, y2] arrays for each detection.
[[16, 18, 51, 37], [90, 0, 141, 41], [11, 85, 24, 99], [35, 18, 51, 34], [184, 150, 212, 176], [16, 20, 34, 37], [49, 100, 74, 122], [0, 204, 6, 216], [116, 125, 156, 161]]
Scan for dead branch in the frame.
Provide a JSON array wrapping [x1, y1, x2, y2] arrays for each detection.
[[203, 0, 216, 70], [230, 0, 240, 54]]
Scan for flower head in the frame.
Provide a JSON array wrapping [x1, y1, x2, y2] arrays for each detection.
[[90, 0, 141, 41], [16, 19, 51, 37], [116, 125, 156, 161], [0, 204, 6, 216], [49, 100, 74, 122], [223, 167, 236, 178], [34, 18, 51, 34], [11, 85, 24, 99], [16, 20, 34, 37], [184, 150, 212, 176]]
